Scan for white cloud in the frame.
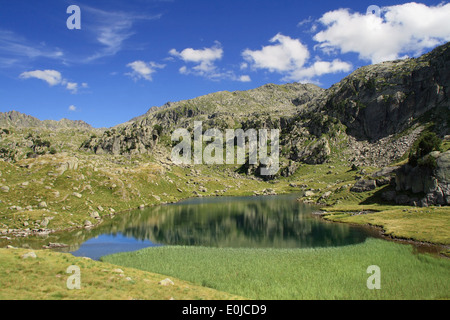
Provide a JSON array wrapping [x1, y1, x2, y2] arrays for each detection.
[[169, 42, 248, 82], [66, 82, 79, 93], [240, 62, 248, 70], [83, 6, 161, 62], [297, 16, 313, 27], [0, 30, 64, 67], [126, 60, 165, 81], [243, 34, 310, 73], [169, 43, 223, 63], [68, 105, 77, 112], [238, 75, 251, 82], [169, 42, 223, 78], [284, 59, 352, 82], [242, 33, 351, 82], [20, 69, 87, 93], [19, 70, 62, 86], [314, 2, 450, 63], [179, 66, 188, 74]]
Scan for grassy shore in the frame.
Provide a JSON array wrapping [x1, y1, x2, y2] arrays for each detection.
[[102, 238, 450, 300], [0, 247, 243, 300], [321, 204, 450, 246]]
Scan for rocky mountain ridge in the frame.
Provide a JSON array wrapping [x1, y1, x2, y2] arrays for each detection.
[[82, 43, 449, 173], [0, 111, 93, 130]]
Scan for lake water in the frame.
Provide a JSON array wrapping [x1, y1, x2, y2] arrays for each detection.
[[65, 194, 375, 260]]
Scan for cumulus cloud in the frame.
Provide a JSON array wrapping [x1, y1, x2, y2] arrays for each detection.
[[19, 69, 87, 94], [242, 33, 351, 82], [243, 34, 310, 73], [285, 59, 352, 82], [169, 42, 249, 82], [66, 82, 79, 93], [314, 2, 450, 63], [238, 75, 251, 82], [126, 60, 165, 81], [169, 42, 223, 78], [68, 105, 77, 112]]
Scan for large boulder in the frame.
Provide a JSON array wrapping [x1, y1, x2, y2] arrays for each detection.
[[394, 151, 450, 206], [351, 179, 377, 193]]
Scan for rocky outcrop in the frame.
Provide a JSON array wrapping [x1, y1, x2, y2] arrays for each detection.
[[82, 125, 159, 155], [351, 179, 377, 193], [291, 137, 331, 165], [321, 43, 450, 141], [394, 151, 450, 206]]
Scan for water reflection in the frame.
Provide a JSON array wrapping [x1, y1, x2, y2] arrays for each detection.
[[69, 194, 370, 257], [2, 195, 374, 259]]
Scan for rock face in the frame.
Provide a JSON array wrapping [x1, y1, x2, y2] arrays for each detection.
[[83, 125, 160, 156], [83, 42, 450, 172], [291, 137, 331, 165], [322, 44, 450, 141], [394, 151, 450, 206]]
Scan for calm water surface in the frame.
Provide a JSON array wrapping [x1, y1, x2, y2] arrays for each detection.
[[65, 194, 375, 259]]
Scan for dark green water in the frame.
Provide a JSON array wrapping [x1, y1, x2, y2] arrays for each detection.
[[67, 194, 375, 259], [4, 194, 378, 260]]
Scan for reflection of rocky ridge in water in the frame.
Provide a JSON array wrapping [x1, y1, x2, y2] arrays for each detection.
[[3, 196, 369, 251], [83, 196, 368, 248]]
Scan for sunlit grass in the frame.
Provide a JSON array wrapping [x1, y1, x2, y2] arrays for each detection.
[[102, 238, 450, 300], [322, 205, 450, 245], [0, 248, 243, 300]]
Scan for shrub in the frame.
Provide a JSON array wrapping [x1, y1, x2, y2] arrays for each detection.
[[417, 154, 438, 169], [153, 125, 163, 136], [409, 132, 442, 167]]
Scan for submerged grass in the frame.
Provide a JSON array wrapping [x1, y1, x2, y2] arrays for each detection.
[[102, 238, 450, 300]]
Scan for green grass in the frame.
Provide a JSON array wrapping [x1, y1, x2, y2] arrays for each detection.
[[102, 238, 450, 300], [322, 205, 450, 245], [0, 248, 244, 300]]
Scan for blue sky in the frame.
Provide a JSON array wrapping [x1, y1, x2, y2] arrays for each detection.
[[0, 0, 449, 128]]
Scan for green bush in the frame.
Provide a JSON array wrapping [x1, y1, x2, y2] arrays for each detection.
[[409, 132, 442, 167], [153, 124, 163, 136]]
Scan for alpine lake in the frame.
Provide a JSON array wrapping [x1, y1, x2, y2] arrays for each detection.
[[4, 194, 388, 260]]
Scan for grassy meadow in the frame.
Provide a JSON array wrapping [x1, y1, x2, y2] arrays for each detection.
[[102, 238, 450, 300], [0, 247, 243, 300]]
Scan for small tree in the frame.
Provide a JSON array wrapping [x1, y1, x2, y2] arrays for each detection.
[[408, 132, 442, 167], [153, 124, 163, 136]]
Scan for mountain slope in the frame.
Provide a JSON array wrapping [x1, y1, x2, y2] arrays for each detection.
[[321, 42, 449, 141], [0, 111, 93, 130], [83, 42, 449, 170], [82, 83, 324, 156]]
